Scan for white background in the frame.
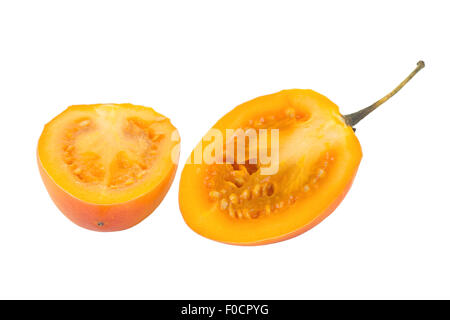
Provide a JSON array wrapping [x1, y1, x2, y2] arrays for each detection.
[[0, 0, 449, 299]]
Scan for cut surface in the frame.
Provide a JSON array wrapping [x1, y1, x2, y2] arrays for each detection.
[[179, 89, 362, 245], [39, 103, 179, 205]]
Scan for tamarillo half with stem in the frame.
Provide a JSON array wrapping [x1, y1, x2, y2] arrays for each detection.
[[179, 61, 425, 245]]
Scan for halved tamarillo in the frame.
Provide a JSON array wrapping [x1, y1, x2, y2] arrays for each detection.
[[179, 61, 424, 245], [38, 103, 180, 231]]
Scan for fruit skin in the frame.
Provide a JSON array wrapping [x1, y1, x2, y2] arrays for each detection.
[[38, 153, 177, 231], [179, 89, 362, 245]]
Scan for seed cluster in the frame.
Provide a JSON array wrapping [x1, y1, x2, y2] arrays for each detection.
[[108, 117, 162, 188], [63, 119, 106, 183], [206, 154, 333, 220], [206, 162, 277, 219], [204, 108, 332, 220]]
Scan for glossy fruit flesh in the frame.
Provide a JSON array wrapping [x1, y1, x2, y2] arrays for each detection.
[[38, 103, 179, 231], [179, 89, 362, 245]]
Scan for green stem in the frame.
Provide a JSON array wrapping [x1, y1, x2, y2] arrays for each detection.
[[343, 60, 425, 127]]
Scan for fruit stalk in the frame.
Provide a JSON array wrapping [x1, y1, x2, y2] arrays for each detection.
[[344, 60, 425, 127]]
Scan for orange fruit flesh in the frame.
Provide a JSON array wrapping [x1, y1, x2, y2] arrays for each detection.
[[38, 103, 179, 231], [179, 89, 362, 245]]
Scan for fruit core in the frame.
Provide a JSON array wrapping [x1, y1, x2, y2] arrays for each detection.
[[61, 111, 164, 189], [203, 108, 334, 220]]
